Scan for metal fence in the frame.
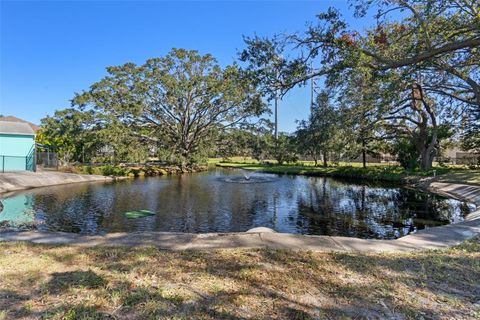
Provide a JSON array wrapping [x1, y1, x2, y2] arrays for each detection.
[[0, 155, 35, 173], [36, 151, 58, 170], [26, 146, 35, 171], [299, 154, 479, 166]]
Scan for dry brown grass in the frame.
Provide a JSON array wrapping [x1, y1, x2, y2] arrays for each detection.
[[1, 239, 479, 319]]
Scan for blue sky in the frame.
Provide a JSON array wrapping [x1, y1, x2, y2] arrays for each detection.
[[0, 0, 374, 132]]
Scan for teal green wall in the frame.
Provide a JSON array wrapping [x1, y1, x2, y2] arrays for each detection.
[[0, 133, 35, 171]]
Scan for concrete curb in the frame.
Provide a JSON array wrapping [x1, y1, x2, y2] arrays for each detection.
[[0, 181, 479, 252], [0, 171, 118, 194]]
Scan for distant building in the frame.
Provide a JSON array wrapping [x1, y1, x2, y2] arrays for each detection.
[[440, 147, 479, 165], [0, 120, 36, 172]]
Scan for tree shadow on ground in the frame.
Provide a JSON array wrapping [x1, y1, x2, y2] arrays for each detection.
[[1, 240, 479, 319], [173, 250, 392, 319], [0, 288, 31, 318], [171, 247, 479, 319], [44, 270, 106, 294]]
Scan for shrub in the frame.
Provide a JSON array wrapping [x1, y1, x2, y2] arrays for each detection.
[[393, 139, 419, 169]]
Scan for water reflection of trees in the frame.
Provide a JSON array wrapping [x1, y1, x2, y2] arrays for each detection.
[[35, 186, 112, 234], [294, 179, 471, 239], [24, 173, 269, 234]]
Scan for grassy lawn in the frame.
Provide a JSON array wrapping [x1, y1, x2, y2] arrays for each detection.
[[212, 158, 480, 184], [436, 170, 480, 185], [1, 240, 479, 319]]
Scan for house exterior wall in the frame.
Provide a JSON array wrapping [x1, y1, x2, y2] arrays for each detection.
[[0, 134, 35, 171]]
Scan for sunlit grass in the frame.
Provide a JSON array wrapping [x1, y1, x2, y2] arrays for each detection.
[[210, 158, 479, 183]]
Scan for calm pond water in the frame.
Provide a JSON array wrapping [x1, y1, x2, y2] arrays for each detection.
[[0, 168, 474, 239]]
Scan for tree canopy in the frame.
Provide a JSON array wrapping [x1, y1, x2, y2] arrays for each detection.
[[40, 1, 479, 168], [44, 49, 268, 165], [241, 0, 479, 169]]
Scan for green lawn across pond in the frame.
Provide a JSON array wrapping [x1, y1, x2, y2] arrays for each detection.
[[212, 159, 480, 184]]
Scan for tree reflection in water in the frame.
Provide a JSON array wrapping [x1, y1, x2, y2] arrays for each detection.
[[295, 178, 472, 239]]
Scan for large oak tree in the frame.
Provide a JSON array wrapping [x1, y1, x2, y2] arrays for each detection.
[[73, 49, 267, 165]]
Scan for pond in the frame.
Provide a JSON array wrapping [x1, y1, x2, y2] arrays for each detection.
[[0, 168, 474, 239]]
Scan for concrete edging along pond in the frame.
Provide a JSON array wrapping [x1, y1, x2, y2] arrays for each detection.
[[0, 171, 120, 194], [0, 173, 479, 252], [0, 165, 208, 194]]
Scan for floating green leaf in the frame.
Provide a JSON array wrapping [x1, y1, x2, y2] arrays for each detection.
[[124, 210, 156, 219]]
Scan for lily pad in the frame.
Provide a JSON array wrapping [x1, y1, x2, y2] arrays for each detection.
[[124, 210, 156, 219]]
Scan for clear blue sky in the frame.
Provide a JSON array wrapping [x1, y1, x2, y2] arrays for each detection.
[[0, 0, 374, 132]]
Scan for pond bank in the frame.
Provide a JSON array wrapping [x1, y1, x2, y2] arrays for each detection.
[[73, 163, 208, 177], [216, 162, 480, 184], [1, 214, 478, 252], [0, 171, 120, 194], [0, 165, 209, 194]]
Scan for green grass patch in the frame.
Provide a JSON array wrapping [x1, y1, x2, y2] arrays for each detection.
[[214, 161, 479, 184]]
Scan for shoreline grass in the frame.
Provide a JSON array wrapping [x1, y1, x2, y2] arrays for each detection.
[[213, 160, 480, 184], [0, 239, 479, 319]]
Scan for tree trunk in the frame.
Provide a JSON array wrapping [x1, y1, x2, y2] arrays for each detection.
[[413, 83, 439, 171], [414, 122, 437, 171], [361, 139, 367, 169], [419, 126, 438, 171], [322, 152, 328, 167], [420, 150, 434, 170], [180, 148, 190, 169]]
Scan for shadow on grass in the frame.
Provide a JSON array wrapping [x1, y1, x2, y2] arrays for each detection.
[[170, 245, 479, 319], [41, 303, 115, 320], [0, 288, 31, 317], [1, 240, 479, 319], [44, 270, 106, 294]]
